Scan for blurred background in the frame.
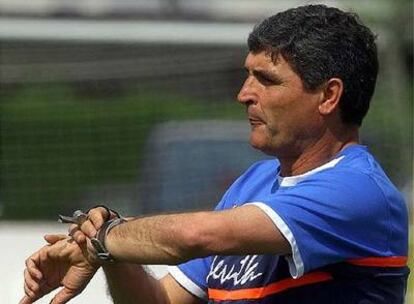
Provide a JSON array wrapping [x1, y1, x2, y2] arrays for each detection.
[[0, 0, 412, 303]]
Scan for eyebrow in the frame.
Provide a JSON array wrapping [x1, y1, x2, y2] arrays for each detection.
[[245, 67, 284, 84]]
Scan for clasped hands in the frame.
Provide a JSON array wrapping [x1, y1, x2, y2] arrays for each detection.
[[20, 206, 120, 304]]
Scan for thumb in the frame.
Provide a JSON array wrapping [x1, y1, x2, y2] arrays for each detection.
[[44, 234, 68, 245], [50, 287, 78, 304]]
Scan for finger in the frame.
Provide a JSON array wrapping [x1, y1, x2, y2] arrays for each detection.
[[51, 287, 79, 304], [25, 250, 48, 284], [19, 295, 34, 304], [26, 256, 43, 281], [71, 229, 87, 244], [26, 245, 45, 267], [68, 225, 87, 244], [23, 281, 38, 301], [44, 234, 67, 245], [39, 246, 51, 266], [26, 266, 43, 281], [79, 220, 97, 238], [88, 207, 110, 229], [24, 268, 41, 291]]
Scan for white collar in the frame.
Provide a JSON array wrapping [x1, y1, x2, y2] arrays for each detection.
[[278, 156, 345, 187]]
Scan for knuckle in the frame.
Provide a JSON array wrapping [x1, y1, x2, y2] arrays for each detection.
[[28, 280, 39, 292], [24, 283, 35, 298], [79, 222, 88, 232], [23, 269, 29, 280], [27, 266, 40, 279], [26, 257, 35, 268], [88, 207, 100, 216], [73, 231, 84, 243], [25, 268, 34, 278], [90, 217, 104, 230], [39, 250, 48, 263], [81, 222, 96, 237], [93, 206, 109, 219]]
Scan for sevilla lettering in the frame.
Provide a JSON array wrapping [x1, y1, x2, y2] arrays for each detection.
[[207, 255, 263, 286]]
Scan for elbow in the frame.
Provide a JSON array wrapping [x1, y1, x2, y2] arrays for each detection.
[[178, 214, 215, 259]]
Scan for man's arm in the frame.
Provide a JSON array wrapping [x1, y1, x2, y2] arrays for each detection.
[[69, 205, 290, 304], [81, 205, 290, 265]]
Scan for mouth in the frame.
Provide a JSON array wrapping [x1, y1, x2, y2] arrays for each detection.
[[248, 117, 264, 126]]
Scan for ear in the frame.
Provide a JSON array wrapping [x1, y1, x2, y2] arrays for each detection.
[[318, 78, 343, 115]]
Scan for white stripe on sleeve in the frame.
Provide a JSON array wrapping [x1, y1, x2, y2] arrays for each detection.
[[245, 202, 305, 278], [168, 266, 207, 299]]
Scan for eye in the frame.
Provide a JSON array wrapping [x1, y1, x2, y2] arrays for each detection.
[[257, 74, 274, 85], [252, 70, 282, 86]]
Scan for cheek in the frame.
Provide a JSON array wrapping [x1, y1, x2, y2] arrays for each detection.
[[265, 91, 318, 125], [261, 103, 286, 133], [260, 91, 290, 121]]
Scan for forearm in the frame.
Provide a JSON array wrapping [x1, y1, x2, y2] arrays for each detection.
[[103, 263, 169, 304], [106, 212, 206, 265], [105, 206, 290, 265]]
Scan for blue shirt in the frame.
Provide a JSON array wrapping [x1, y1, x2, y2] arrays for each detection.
[[169, 145, 409, 303]]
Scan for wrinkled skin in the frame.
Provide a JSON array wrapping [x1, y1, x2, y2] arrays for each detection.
[[20, 234, 99, 304]]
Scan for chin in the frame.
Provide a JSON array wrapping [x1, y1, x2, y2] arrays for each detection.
[[249, 135, 276, 156]]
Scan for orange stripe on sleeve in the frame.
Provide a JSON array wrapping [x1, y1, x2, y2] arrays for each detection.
[[208, 271, 333, 301], [347, 256, 408, 267]]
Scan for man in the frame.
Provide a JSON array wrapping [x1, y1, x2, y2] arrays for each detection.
[[21, 5, 409, 304]]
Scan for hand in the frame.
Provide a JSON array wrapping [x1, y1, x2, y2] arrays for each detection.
[[20, 234, 99, 304], [69, 206, 119, 260], [69, 206, 116, 244]]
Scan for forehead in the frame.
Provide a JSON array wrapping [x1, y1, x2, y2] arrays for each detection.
[[244, 51, 300, 80]]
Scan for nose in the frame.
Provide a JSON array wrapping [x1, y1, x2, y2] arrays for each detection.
[[237, 76, 256, 105]]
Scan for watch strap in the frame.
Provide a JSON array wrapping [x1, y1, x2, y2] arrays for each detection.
[[91, 217, 126, 262]]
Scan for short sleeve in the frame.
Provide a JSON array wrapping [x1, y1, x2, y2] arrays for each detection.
[[248, 170, 390, 278], [168, 257, 211, 300], [168, 182, 236, 299]]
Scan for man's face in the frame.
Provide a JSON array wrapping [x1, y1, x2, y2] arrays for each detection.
[[237, 51, 324, 157]]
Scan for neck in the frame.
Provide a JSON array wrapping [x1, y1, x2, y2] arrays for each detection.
[[278, 126, 359, 177]]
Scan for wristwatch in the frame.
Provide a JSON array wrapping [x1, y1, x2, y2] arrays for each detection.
[[58, 205, 127, 262], [91, 217, 127, 262]]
